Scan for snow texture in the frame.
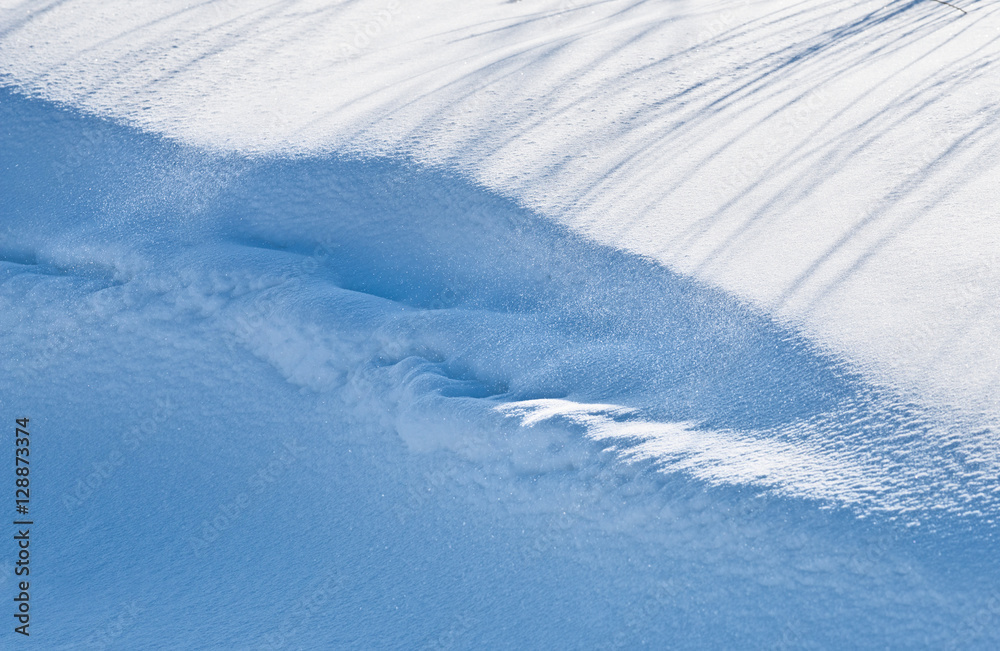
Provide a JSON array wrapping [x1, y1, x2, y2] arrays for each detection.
[[1, 0, 999, 648]]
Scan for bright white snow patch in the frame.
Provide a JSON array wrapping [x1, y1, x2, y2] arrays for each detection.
[[496, 398, 1000, 523]]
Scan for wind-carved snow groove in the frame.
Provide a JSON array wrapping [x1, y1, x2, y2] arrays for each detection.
[[3, 87, 998, 528], [193, 155, 1000, 527], [0, 249, 131, 288]]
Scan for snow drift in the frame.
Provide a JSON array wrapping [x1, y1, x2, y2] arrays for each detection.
[[2, 86, 999, 648], [2, 0, 1000, 647], [2, 0, 998, 420]]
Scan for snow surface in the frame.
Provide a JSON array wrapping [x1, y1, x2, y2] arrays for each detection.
[[1, 0, 999, 648], [2, 0, 998, 420]]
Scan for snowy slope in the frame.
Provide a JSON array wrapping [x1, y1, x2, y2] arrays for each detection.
[[2, 0, 1000, 648], [3, 85, 999, 649], [2, 0, 998, 420]]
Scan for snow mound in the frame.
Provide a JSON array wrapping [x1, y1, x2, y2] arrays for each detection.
[[2, 0, 999, 421]]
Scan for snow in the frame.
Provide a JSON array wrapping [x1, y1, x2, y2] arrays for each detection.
[[3, 0, 998, 418], [1, 0, 999, 647]]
